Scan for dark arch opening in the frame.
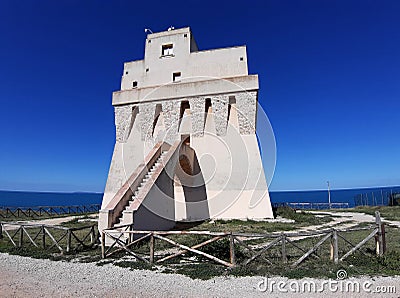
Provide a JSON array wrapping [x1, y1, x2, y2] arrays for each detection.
[[204, 98, 212, 127], [179, 101, 190, 129], [152, 104, 163, 137], [179, 154, 193, 176], [228, 95, 236, 123], [174, 141, 209, 223]]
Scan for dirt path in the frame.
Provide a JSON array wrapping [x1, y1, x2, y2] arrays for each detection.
[[1, 212, 399, 297], [1, 253, 398, 298], [307, 210, 400, 229]]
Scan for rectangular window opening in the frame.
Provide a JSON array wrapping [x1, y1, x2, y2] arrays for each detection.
[[173, 72, 181, 82], [132, 81, 138, 88], [162, 44, 174, 56]]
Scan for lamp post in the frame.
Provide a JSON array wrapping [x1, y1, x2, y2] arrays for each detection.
[[327, 181, 331, 209]]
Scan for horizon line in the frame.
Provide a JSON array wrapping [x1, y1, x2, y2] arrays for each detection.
[[1, 184, 400, 194], [270, 184, 400, 192]]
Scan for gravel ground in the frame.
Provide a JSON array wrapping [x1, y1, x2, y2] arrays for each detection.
[[1, 253, 399, 298]]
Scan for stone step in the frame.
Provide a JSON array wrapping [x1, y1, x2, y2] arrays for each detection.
[[114, 150, 170, 230]]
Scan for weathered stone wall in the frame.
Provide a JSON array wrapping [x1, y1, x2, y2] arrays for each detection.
[[139, 103, 156, 141], [114, 92, 257, 144], [189, 97, 206, 137], [211, 95, 229, 136], [236, 91, 257, 134], [161, 100, 181, 144], [115, 104, 134, 143]]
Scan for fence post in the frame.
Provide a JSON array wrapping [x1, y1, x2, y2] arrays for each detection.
[[375, 211, 385, 256], [18, 226, 23, 248], [330, 230, 338, 264], [129, 224, 134, 243], [381, 224, 386, 254], [42, 225, 46, 249], [90, 226, 95, 245], [66, 229, 72, 253], [229, 233, 236, 266], [149, 233, 155, 264], [281, 234, 287, 264], [101, 232, 105, 259], [0, 222, 3, 239]]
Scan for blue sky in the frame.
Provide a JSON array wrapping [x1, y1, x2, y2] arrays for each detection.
[[0, 0, 399, 192]]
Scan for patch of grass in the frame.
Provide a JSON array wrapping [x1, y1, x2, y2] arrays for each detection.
[[218, 220, 298, 233], [189, 207, 333, 234], [276, 206, 333, 225], [113, 260, 155, 271], [172, 263, 227, 280], [60, 216, 96, 228], [0, 244, 55, 260], [96, 259, 114, 266]]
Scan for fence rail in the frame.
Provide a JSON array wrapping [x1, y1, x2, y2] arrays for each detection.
[[0, 204, 101, 219], [101, 211, 389, 268], [273, 202, 350, 210], [354, 188, 400, 207], [0, 222, 98, 253]]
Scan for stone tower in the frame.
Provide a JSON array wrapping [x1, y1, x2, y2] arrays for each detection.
[[99, 27, 273, 233]]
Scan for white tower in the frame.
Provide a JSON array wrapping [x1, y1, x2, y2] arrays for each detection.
[[99, 27, 273, 233]]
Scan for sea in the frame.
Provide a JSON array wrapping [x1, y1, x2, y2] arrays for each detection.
[[0, 186, 399, 208], [269, 186, 400, 207]]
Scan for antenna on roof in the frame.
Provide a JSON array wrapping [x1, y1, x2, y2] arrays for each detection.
[[168, 26, 175, 31], [144, 28, 153, 34]]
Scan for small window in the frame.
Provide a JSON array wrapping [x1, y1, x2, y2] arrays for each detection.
[[146, 68, 149, 72], [173, 72, 181, 82], [184, 33, 187, 38], [148, 40, 151, 43], [125, 71, 129, 75], [162, 44, 174, 56], [132, 81, 138, 88], [240, 57, 244, 61]]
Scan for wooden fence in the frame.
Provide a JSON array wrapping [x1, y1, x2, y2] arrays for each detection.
[[273, 202, 350, 210], [101, 211, 390, 268], [0, 204, 101, 219], [0, 222, 98, 253]]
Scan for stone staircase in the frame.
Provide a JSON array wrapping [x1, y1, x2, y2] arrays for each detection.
[[115, 150, 168, 227]]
